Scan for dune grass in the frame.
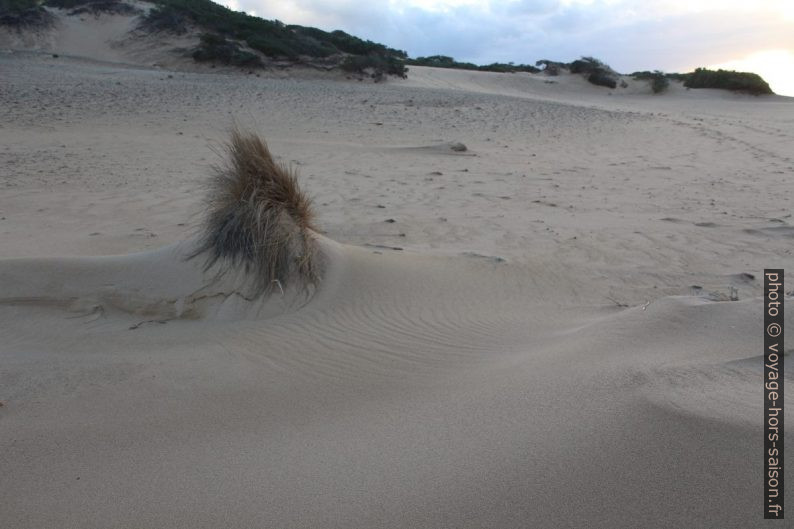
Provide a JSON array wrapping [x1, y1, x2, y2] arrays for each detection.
[[189, 129, 319, 296]]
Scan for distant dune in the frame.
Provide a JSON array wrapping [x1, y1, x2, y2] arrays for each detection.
[[1, 1, 776, 94], [0, 0, 408, 77]]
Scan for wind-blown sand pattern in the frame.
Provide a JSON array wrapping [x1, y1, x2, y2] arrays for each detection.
[[1, 47, 793, 528]]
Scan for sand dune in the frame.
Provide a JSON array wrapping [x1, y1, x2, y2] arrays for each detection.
[[1, 236, 786, 528], [1, 39, 793, 528]]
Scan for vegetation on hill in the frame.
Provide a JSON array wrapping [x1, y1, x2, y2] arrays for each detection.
[[2, 0, 135, 11], [0, 0, 51, 26], [140, 0, 407, 76], [535, 59, 566, 75], [0, 1, 778, 92], [48, 0, 139, 15], [0, 0, 35, 10], [406, 55, 540, 74], [339, 54, 407, 79], [631, 70, 670, 93], [632, 68, 773, 95], [536, 57, 619, 88], [192, 32, 262, 68], [683, 68, 773, 95], [568, 56, 618, 88], [1, 0, 407, 76]]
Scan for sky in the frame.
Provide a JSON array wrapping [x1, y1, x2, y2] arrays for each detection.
[[221, 0, 794, 95]]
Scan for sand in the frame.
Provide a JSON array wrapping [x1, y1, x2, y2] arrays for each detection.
[[2, 17, 794, 529]]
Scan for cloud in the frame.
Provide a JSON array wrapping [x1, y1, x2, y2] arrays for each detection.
[[220, 0, 794, 94]]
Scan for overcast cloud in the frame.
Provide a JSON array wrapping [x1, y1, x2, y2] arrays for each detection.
[[222, 0, 794, 94]]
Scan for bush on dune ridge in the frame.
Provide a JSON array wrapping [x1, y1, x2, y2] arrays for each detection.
[[0, 1, 141, 26], [192, 32, 263, 68], [569, 56, 619, 88], [586, 69, 617, 88], [44, 0, 100, 7], [535, 59, 567, 74], [535, 57, 619, 88], [2, 0, 407, 76], [141, 0, 407, 76], [40, 0, 80, 7], [632, 68, 773, 95], [0, 0, 36, 11], [683, 67, 773, 95], [632, 70, 670, 93], [407, 55, 540, 74], [568, 56, 607, 75], [0, 0, 52, 26], [340, 54, 407, 79], [650, 73, 670, 94], [47, 0, 140, 15]]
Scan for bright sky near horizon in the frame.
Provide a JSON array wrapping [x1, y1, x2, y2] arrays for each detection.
[[222, 0, 794, 95]]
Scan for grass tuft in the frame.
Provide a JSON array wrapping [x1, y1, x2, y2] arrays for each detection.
[[189, 128, 319, 296]]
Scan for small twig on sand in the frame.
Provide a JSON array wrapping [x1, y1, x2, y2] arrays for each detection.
[[272, 279, 284, 297], [606, 296, 629, 308], [129, 319, 168, 330]]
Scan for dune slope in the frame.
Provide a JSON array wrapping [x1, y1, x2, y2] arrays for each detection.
[[1, 237, 787, 528]]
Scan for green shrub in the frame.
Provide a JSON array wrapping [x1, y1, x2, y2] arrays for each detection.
[[44, 0, 139, 15], [323, 28, 406, 58], [633, 70, 669, 93], [339, 54, 370, 72], [0, 0, 38, 12], [535, 59, 569, 72], [567, 56, 619, 88], [142, 0, 407, 61], [665, 72, 689, 82], [565, 56, 617, 87], [479, 62, 539, 73], [569, 56, 606, 74], [588, 70, 617, 88], [651, 74, 669, 93], [0, 0, 52, 27], [683, 67, 773, 95], [192, 32, 263, 67], [137, 0, 407, 75], [407, 55, 539, 74], [630, 70, 653, 79], [408, 55, 469, 68], [140, 4, 189, 34], [341, 54, 406, 79], [245, 34, 297, 59], [42, 0, 85, 7]]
